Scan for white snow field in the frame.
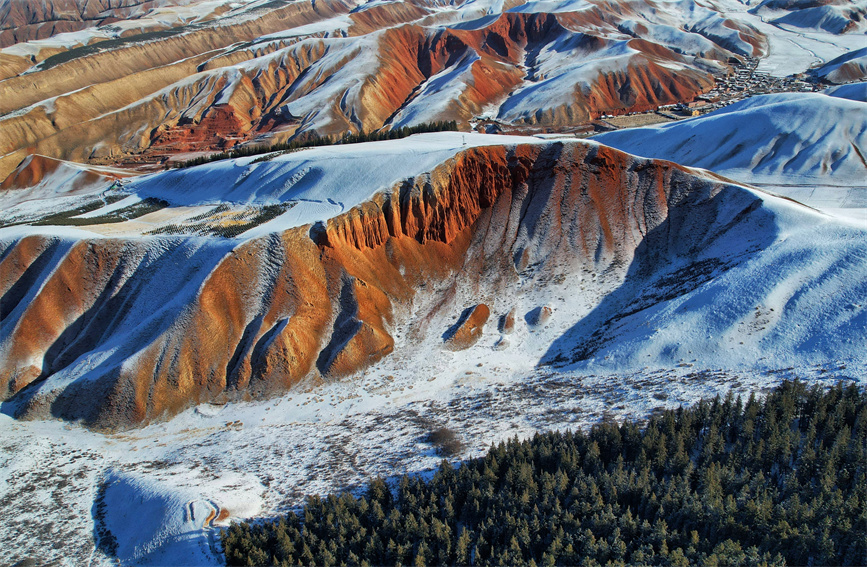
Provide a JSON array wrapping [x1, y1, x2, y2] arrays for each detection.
[[128, 132, 551, 235], [1, 133, 866, 565], [593, 87, 867, 220]]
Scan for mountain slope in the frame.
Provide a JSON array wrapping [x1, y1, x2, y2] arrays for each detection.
[[2, 136, 865, 429], [593, 89, 867, 186], [0, 0, 771, 179], [812, 47, 867, 83], [769, 3, 867, 35], [1, 0, 863, 183]]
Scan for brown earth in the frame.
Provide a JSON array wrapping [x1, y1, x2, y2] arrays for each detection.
[[500, 308, 517, 334], [445, 304, 491, 350]]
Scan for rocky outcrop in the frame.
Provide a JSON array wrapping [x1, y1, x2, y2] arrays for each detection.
[[499, 308, 517, 334], [0, 141, 770, 429], [444, 304, 491, 350], [526, 305, 553, 328]]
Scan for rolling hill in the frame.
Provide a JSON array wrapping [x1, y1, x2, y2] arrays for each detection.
[[594, 87, 867, 189]]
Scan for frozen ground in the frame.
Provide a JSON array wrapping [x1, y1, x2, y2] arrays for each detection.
[[1, 354, 861, 566], [0, 133, 550, 239], [131, 132, 549, 235]]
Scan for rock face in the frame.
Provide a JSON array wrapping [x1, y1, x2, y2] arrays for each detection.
[[0, 141, 776, 429], [444, 304, 491, 351]]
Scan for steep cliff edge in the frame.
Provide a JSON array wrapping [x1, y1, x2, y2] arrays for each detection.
[[0, 140, 859, 429]]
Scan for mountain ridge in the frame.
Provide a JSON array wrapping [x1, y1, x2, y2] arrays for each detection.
[[3, 137, 865, 430]]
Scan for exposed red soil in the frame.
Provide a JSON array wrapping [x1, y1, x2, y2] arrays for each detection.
[[1, 142, 760, 429]]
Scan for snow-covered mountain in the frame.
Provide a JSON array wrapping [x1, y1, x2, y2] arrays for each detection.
[[2, 134, 865, 431], [1, 0, 865, 564], [0, 0, 269, 47], [813, 47, 867, 83], [593, 86, 867, 215], [1, 0, 865, 181], [595, 87, 867, 184], [1, 132, 866, 565]]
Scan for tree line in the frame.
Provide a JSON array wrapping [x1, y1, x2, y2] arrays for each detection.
[[222, 380, 866, 566], [172, 121, 459, 169]]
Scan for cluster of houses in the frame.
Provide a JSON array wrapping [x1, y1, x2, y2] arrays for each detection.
[[663, 58, 819, 116], [472, 57, 824, 134]]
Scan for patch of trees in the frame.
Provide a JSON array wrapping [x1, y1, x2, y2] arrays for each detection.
[[172, 121, 459, 169], [335, 121, 459, 146], [222, 380, 866, 566]]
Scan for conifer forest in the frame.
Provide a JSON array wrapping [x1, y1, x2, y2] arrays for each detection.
[[223, 380, 867, 566]]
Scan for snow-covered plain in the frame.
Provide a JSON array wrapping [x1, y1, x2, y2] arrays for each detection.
[[131, 133, 543, 207]]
